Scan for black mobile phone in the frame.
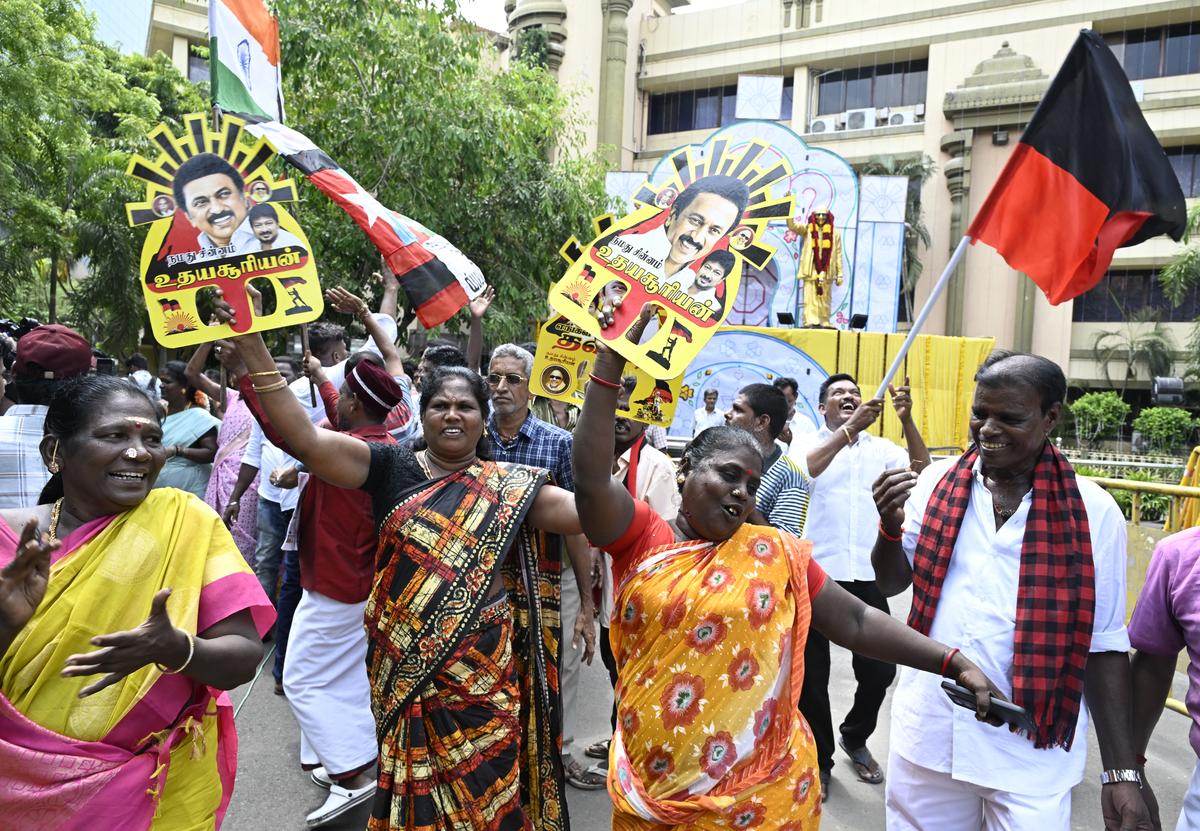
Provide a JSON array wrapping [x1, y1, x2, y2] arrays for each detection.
[[940, 680, 1038, 733]]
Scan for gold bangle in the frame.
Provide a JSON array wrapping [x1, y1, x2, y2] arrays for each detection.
[[155, 630, 195, 675], [840, 425, 855, 444], [247, 370, 281, 379], [252, 378, 289, 393]]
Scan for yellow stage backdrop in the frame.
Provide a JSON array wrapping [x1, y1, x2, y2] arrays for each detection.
[[673, 327, 995, 453]]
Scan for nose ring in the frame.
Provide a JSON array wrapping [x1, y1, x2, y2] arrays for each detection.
[[124, 447, 139, 460]]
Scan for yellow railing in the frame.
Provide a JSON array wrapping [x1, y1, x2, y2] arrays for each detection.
[[1083, 474, 1192, 718]]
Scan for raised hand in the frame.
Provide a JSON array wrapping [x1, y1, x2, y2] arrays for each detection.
[[468, 285, 495, 320], [325, 286, 369, 318], [845, 397, 884, 434], [889, 376, 914, 424], [61, 587, 191, 697], [873, 467, 918, 535], [591, 281, 628, 329], [0, 517, 58, 645]]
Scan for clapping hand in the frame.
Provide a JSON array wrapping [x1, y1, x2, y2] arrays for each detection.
[[61, 588, 191, 697], [0, 517, 58, 642]]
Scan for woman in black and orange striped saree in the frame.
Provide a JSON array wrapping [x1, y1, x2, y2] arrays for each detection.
[[218, 319, 593, 831]]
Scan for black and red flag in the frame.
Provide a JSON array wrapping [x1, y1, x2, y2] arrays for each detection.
[[967, 29, 1186, 304], [241, 120, 488, 328]]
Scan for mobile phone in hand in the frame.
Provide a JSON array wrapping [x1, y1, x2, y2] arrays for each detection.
[[940, 680, 1038, 733]]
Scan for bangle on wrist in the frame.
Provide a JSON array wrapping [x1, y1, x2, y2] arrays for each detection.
[[940, 647, 960, 678], [155, 629, 196, 675], [840, 425, 855, 444], [247, 370, 281, 379], [588, 373, 622, 391], [252, 378, 290, 393], [878, 520, 902, 542]]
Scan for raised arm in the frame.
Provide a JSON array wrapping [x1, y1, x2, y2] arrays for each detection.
[[805, 397, 882, 478], [183, 342, 223, 401], [466, 285, 495, 374], [870, 467, 918, 596], [377, 258, 400, 321], [216, 291, 371, 489], [571, 346, 636, 548], [327, 284, 406, 377], [890, 377, 931, 472]]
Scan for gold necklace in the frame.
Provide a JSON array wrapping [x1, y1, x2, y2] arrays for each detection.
[[48, 498, 64, 541]]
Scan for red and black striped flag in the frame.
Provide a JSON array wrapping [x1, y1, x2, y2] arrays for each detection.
[[968, 30, 1186, 304], [242, 120, 488, 328]]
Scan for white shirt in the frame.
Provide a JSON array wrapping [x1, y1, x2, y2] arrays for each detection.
[[891, 456, 1130, 796], [243, 421, 301, 512], [692, 408, 726, 436], [796, 426, 908, 581]]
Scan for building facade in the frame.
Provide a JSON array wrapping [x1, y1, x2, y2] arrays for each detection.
[[507, 0, 1200, 387]]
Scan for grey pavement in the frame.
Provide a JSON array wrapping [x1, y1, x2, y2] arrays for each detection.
[[226, 589, 1193, 829]]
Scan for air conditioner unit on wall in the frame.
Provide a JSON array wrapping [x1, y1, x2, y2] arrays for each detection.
[[808, 115, 841, 133], [885, 106, 921, 126], [843, 107, 875, 131]]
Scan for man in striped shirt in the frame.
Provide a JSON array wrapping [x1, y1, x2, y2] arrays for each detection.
[[725, 383, 810, 538]]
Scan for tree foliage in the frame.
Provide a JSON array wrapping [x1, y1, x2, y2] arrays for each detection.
[[1132, 406, 1196, 455], [277, 0, 609, 346], [1068, 390, 1130, 448], [0, 0, 205, 353], [1089, 308, 1175, 394]]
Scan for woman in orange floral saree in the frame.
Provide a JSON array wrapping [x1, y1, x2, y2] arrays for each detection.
[[572, 339, 1006, 830]]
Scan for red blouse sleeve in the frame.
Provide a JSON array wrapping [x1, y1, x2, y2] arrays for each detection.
[[602, 500, 675, 585], [318, 379, 340, 425]]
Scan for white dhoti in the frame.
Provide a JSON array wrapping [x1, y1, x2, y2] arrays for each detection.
[[283, 589, 377, 775], [885, 751, 1071, 830], [1179, 758, 1200, 831]]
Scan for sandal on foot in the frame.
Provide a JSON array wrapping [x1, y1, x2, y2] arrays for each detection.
[[564, 758, 607, 790], [584, 738, 611, 760], [838, 737, 883, 784]]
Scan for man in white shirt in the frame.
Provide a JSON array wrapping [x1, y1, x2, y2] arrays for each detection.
[[871, 351, 1150, 829], [692, 388, 726, 436], [238, 202, 305, 254], [795, 372, 929, 800]]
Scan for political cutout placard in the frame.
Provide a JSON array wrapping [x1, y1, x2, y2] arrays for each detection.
[[125, 113, 322, 346], [549, 139, 793, 377], [531, 315, 683, 428]]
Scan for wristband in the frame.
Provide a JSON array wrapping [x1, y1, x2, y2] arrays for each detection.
[[155, 630, 195, 675], [878, 521, 902, 542], [940, 647, 960, 678], [588, 373, 622, 391]]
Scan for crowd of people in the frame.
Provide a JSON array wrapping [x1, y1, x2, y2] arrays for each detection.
[[0, 273, 1197, 831]]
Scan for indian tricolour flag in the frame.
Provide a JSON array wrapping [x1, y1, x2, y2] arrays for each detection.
[[209, 0, 284, 122]]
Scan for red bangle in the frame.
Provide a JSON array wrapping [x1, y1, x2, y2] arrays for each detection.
[[940, 647, 960, 677], [878, 520, 902, 542], [588, 373, 622, 391]]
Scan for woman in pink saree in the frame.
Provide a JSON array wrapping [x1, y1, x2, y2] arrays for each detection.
[[0, 376, 273, 830]]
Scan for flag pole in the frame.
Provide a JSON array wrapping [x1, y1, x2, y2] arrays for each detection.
[[873, 235, 972, 399]]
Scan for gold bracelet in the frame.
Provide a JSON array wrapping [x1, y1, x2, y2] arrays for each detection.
[[252, 378, 289, 393], [247, 370, 281, 378], [841, 425, 855, 444], [155, 630, 195, 675]]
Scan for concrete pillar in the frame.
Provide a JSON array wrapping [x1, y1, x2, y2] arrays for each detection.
[[597, 0, 633, 166], [941, 130, 972, 337], [1013, 275, 1036, 351]]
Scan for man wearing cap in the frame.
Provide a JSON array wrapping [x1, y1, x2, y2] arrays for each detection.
[[240, 353, 403, 826], [0, 324, 92, 508]]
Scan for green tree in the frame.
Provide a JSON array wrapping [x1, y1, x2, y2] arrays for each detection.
[[858, 154, 936, 322], [1132, 406, 1196, 455], [276, 0, 609, 346], [0, 0, 205, 354], [1068, 390, 1131, 448], [1160, 203, 1200, 377], [1089, 308, 1175, 395]]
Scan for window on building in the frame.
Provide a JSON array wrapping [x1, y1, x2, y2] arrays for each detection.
[[1071, 269, 1200, 323], [1167, 145, 1200, 197], [1105, 23, 1200, 80], [187, 43, 209, 84], [647, 77, 794, 135], [814, 60, 928, 115]]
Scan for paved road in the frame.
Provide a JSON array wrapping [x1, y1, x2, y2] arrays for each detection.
[[226, 589, 1192, 829]]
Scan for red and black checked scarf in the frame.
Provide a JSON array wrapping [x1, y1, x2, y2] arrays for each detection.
[[907, 441, 1096, 750]]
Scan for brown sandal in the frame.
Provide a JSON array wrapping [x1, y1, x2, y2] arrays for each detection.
[[839, 737, 884, 784]]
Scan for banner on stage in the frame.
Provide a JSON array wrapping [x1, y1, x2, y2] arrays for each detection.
[[549, 141, 794, 377], [124, 112, 322, 346], [531, 315, 682, 427]]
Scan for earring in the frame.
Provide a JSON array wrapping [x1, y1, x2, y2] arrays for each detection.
[[47, 440, 60, 474], [123, 447, 139, 460]]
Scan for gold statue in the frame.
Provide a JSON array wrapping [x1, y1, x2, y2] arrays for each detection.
[[788, 209, 843, 327]]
